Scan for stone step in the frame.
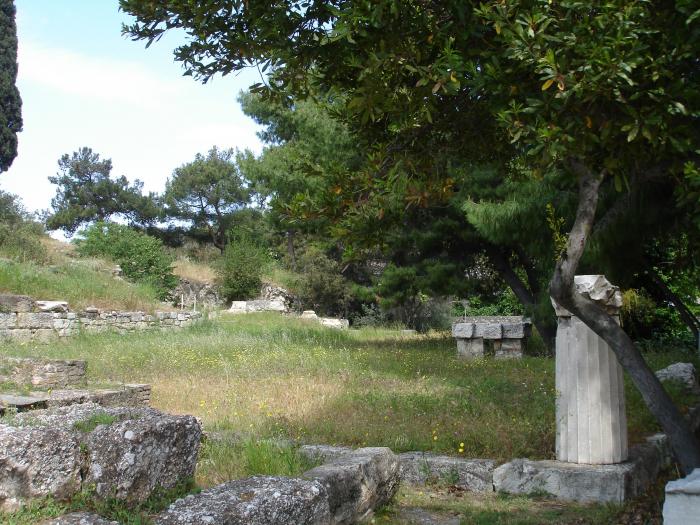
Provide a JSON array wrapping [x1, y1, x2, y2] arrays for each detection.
[[0, 394, 49, 413], [0, 384, 151, 415]]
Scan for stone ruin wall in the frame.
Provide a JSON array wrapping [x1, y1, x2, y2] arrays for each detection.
[[0, 307, 202, 342]]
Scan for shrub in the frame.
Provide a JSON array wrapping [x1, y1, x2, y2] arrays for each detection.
[[76, 222, 178, 299], [0, 191, 48, 264], [377, 264, 454, 331], [294, 246, 349, 317], [219, 236, 269, 301]]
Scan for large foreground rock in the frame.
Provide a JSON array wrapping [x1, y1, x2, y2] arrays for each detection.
[[2, 403, 201, 508], [303, 447, 400, 524], [155, 476, 330, 525], [0, 425, 82, 511], [399, 452, 495, 492]]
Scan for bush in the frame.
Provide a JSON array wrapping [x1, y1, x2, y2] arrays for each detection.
[[76, 222, 177, 299], [294, 247, 349, 317], [0, 192, 47, 264], [219, 237, 270, 301]]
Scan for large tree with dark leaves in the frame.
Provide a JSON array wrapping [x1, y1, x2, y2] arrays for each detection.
[[0, 0, 22, 172], [121, 0, 700, 473]]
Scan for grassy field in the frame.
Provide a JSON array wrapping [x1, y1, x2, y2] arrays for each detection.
[[1, 314, 697, 523], [1, 314, 697, 480]]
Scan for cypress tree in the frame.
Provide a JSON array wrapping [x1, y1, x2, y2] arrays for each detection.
[[0, 0, 22, 172]]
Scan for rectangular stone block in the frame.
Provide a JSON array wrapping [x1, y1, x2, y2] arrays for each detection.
[[495, 339, 523, 359], [452, 323, 474, 338], [17, 312, 55, 329], [457, 338, 484, 359], [0, 313, 17, 329], [474, 323, 503, 340]]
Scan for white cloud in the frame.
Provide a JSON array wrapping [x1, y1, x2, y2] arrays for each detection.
[[2, 39, 263, 213], [18, 40, 182, 108]]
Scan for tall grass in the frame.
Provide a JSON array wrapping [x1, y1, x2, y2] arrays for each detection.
[[2, 313, 696, 473], [0, 258, 165, 312]]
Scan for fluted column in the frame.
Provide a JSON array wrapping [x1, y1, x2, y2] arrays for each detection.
[[552, 275, 628, 464]]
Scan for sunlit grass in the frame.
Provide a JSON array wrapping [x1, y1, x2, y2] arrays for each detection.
[[2, 313, 696, 475], [0, 258, 166, 312]]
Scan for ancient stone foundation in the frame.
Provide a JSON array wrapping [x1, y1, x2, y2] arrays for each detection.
[[0, 294, 201, 341]]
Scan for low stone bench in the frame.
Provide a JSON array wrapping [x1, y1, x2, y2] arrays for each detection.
[[452, 316, 531, 359]]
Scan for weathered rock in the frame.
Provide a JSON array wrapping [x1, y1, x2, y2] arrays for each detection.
[[154, 476, 331, 525], [656, 362, 699, 393], [493, 441, 663, 503], [8, 403, 201, 505], [171, 279, 223, 309], [299, 445, 353, 464], [0, 293, 35, 313], [42, 512, 119, 525], [41, 384, 151, 409], [36, 300, 70, 313], [303, 447, 400, 524], [663, 468, 700, 525], [0, 424, 82, 511], [260, 284, 295, 311], [301, 310, 319, 320], [2, 357, 87, 388], [398, 452, 495, 492], [83, 408, 201, 503]]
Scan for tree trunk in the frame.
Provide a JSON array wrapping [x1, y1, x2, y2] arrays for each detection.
[[486, 245, 556, 353], [287, 230, 297, 269], [549, 160, 700, 475]]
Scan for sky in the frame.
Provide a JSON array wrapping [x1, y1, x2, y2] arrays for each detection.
[[2, 0, 264, 214]]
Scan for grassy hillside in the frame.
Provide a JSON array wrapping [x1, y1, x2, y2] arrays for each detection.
[[0, 234, 169, 312], [2, 314, 696, 475]]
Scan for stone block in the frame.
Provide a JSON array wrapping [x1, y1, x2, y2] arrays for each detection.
[[0, 293, 36, 313], [495, 339, 522, 359], [299, 444, 353, 463], [41, 513, 119, 525], [6, 329, 32, 341], [452, 323, 474, 339], [36, 301, 69, 313], [16, 312, 54, 329], [456, 338, 484, 359], [398, 452, 495, 492], [10, 403, 201, 505], [303, 447, 400, 524], [301, 310, 319, 320], [501, 322, 531, 339], [663, 468, 700, 525], [493, 442, 662, 503], [0, 424, 82, 511], [0, 312, 16, 329], [154, 476, 331, 525], [319, 318, 349, 330], [475, 323, 503, 340]]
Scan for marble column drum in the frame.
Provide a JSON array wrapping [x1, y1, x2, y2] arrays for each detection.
[[553, 275, 628, 464]]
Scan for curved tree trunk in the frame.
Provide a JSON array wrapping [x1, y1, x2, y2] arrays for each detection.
[[549, 161, 700, 475], [486, 245, 556, 353]]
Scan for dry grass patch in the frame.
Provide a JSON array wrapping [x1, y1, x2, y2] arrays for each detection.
[[173, 258, 218, 283]]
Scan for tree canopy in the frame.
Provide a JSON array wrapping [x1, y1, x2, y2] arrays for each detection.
[[121, 0, 700, 472], [0, 0, 22, 173], [164, 146, 250, 252], [47, 147, 160, 234]]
